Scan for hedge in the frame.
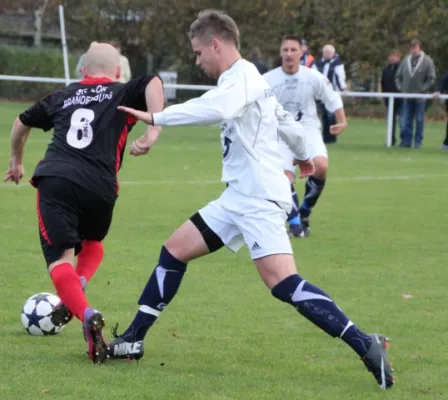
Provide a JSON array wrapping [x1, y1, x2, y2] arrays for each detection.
[[0, 45, 78, 101]]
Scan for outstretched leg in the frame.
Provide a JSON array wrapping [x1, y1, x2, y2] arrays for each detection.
[[108, 213, 224, 360], [255, 254, 394, 390]]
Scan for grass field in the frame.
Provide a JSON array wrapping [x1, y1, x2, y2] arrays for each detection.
[[1, 100, 448, 400]]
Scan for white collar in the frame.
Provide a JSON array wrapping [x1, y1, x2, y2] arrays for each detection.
[[407, 51, 425, 76]]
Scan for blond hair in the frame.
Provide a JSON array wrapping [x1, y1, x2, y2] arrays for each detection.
[[188, 9, 240, 50]]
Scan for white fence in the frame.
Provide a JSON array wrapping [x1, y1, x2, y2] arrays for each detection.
[[1, 5, 447, 148], [1, 73, 446, 148]]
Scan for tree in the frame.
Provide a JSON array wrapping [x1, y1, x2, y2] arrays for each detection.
[[34, 0, 50, 47], [56, 0, 448, 84], [1, 0, 53, 47]]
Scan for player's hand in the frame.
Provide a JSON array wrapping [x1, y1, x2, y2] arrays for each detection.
[[130, 127, 161, 157], [130, 137, 151, 156], [294, 158, 315, 179], [330, 122, 347, 136], [4, 161, 24, 185], [433, 91, 441, 98], [117, 106, 153, 125]]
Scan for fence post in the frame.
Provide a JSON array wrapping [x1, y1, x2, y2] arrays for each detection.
[[386, 94, 395, 148], [59, 5, 71, 87]]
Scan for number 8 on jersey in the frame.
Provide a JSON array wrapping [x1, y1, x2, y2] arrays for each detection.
[[66, 108, 95, 149]]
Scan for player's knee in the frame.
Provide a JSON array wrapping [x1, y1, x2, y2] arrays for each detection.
[[48, 248, 75, 273], [81, 240, 104, 255], [312, 157, 328, 179], [164, 226, 196, 263]]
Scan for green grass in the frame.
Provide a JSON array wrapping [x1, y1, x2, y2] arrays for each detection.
[[1, 101, 448, 399]]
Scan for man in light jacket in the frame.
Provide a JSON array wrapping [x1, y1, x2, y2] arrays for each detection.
[[395, 39, 436, 148], [110, 40, 132, 83]]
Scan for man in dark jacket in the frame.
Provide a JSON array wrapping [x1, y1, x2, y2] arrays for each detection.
[[317, 44, 347, 144], [250, 46, 269, 74], [381, 50, 402, 146], [434, 72, 448, 149], [300, 39, 316, 69]]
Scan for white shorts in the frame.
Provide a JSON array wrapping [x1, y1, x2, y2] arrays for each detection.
[[279, 128, 328, 175], [198, 187, 293, 260]]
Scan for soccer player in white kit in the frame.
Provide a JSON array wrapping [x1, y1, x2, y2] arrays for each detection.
[[109, 10, 394, 390], [264, 36, 347, 237]]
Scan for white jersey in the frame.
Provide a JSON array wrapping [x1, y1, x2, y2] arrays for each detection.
[[263, 66, 343, 131], [152, 59, 308, 211]]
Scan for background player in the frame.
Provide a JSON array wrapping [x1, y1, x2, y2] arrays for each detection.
[[264, 36, 347, 237], [108, 10, 393, 390], [4, 43, 164, 364]]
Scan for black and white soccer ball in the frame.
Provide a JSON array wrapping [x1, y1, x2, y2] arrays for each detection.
[[21, 292, 65, 336]]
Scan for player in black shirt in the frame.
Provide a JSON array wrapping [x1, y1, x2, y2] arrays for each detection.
[[4, 43, 164, 364]]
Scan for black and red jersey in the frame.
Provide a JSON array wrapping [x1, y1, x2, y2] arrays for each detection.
[[20, 75, 158, 203]]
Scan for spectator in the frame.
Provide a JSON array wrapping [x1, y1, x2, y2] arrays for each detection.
[[381, 50, 402, 146], [317, 44, 347, 144], [300, 39, 316, 69], [395, 39, 436, 148], [74, 41, 98, 79], [434, 72, 448, 150], [110, 40, 132, 83], [250, 46, 268, 74]]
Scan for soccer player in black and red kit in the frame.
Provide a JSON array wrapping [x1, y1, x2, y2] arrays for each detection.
[[4, 43, 164, 364]]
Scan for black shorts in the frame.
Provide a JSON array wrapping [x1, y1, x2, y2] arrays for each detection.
[[35, 177, 115, 266]]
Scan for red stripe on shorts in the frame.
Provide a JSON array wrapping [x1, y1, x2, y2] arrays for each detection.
[[36, 190, 51, 245]]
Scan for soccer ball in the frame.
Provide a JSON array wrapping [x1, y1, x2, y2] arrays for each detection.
[[21, 292, 65, 336]]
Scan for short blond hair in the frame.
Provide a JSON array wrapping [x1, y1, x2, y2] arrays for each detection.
[[188, 9, 240, 50]]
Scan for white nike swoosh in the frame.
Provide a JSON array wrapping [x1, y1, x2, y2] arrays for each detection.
[[380, 356, 386, 390]]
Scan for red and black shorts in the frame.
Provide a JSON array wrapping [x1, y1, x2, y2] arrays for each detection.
[[35, 176, 115, 266]]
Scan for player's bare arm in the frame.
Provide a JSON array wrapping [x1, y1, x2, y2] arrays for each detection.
[[330, 107, 348, 135], [119, 77, 246, 128], [118, 106, 154, 124], [4, 117, 32, 184], [129, 76, 165, 156]]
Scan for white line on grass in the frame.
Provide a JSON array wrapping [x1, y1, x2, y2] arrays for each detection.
[[0, 173, 447, 190], [119, 174, 448, 186]]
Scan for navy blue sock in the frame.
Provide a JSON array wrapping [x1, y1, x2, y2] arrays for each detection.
[[121, 246, 187, 341], [340, 324, 373, 358], [287, 184, 300, 223], [272, 274, 372, 357], [299, 176, 326, 217]]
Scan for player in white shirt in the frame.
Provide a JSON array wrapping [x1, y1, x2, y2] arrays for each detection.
[[264, 36, 347, 237], [108, 10, 393, 390]]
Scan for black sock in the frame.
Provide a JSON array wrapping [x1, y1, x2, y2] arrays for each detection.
[[444, 120, 448, 146], [272, 274, 372, 358], [287, 184, 300, 224], [121, 246, 187, 341], [300, 176, 326, 217]]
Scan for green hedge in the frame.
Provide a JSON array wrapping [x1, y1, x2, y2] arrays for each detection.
[[0, 45, 78, 101]]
